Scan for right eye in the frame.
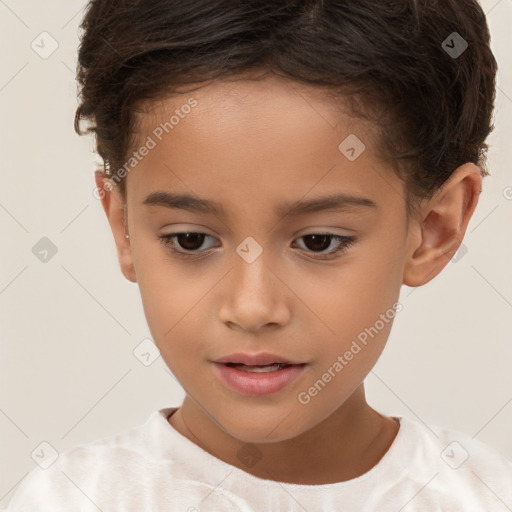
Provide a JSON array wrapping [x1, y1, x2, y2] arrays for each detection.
[[159, 232, 218, 259]]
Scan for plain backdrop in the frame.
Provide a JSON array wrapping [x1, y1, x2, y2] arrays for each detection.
[[1, 0, 511, 506]]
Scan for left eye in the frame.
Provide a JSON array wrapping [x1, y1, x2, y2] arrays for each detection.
[[159, 232, 356, 260], [293, 233, 356, 258]]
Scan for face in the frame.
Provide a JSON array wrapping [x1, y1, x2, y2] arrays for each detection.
[[114, 73, 415, 443]]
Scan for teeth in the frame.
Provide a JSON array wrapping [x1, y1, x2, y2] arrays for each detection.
[[228, 363, 289, 372]]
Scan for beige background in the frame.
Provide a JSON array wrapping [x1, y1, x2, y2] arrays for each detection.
[[1, 0, 511, 506]]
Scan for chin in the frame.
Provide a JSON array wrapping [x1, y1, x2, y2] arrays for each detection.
[[212, 407, 306, 445]]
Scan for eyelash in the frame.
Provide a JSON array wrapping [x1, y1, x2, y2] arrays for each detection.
[[159, 232, 356, 261]]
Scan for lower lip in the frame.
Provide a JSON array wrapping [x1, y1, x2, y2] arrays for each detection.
[[212, 362, 306, 396]]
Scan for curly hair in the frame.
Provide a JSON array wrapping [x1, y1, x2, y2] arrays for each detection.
[[74, 0, 497, 213]]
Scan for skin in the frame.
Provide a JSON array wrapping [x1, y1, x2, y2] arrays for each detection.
[[95, 70, 482, 485]]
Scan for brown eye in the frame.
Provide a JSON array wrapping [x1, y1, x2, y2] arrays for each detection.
[[301, 234, 332, 252], [173, 233, 206, 251], [294, 234, 356, 259], [159, 232, 217, 257]]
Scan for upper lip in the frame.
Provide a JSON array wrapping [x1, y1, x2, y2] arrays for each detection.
[[212, 352, 304, 365]]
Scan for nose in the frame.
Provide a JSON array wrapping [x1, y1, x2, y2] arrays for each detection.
[[218, 249, 291, 333]]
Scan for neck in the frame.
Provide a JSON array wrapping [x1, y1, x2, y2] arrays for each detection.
[[168, 385, 400, 485]]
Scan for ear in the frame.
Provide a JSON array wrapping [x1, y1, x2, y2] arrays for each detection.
[[94, 170, 137, 283], [403, 163, 482, 287]]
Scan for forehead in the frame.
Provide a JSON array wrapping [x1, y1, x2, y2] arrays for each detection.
[[138, 71, 347, 124], [126, 74, 400, 213], [135, 74, 356, 147]]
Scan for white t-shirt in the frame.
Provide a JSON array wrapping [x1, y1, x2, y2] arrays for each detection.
[[3, 406, 512, 511]]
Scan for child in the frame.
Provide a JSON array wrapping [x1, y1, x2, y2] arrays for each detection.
[[4, 0, 511, 510]]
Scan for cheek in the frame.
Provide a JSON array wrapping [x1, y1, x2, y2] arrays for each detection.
[[297, 246, 403, 337], [131, 235, 206, 330], [346, 221, 406, 306], [294, 233, 405, 370], [133, 257, 219, 371], [138, 276, 208, 342]]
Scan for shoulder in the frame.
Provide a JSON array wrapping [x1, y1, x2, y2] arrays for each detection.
[[2, 421, 149, 512], [396, 416, 512, 508]]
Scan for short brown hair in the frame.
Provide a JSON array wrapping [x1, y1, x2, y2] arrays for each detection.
[[74, 0, 497, 212]]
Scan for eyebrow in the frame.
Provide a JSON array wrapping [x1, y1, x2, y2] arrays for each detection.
[[142, 191, 377, 218]]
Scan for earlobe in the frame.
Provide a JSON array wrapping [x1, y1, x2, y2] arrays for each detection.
[[402, 163, 482, 287], [94, 170, 137, 283]]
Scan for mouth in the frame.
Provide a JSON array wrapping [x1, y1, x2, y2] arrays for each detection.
[[213, 352, 305, 367], [212, 361, 307, 396], [223, 362, 293, 372]]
